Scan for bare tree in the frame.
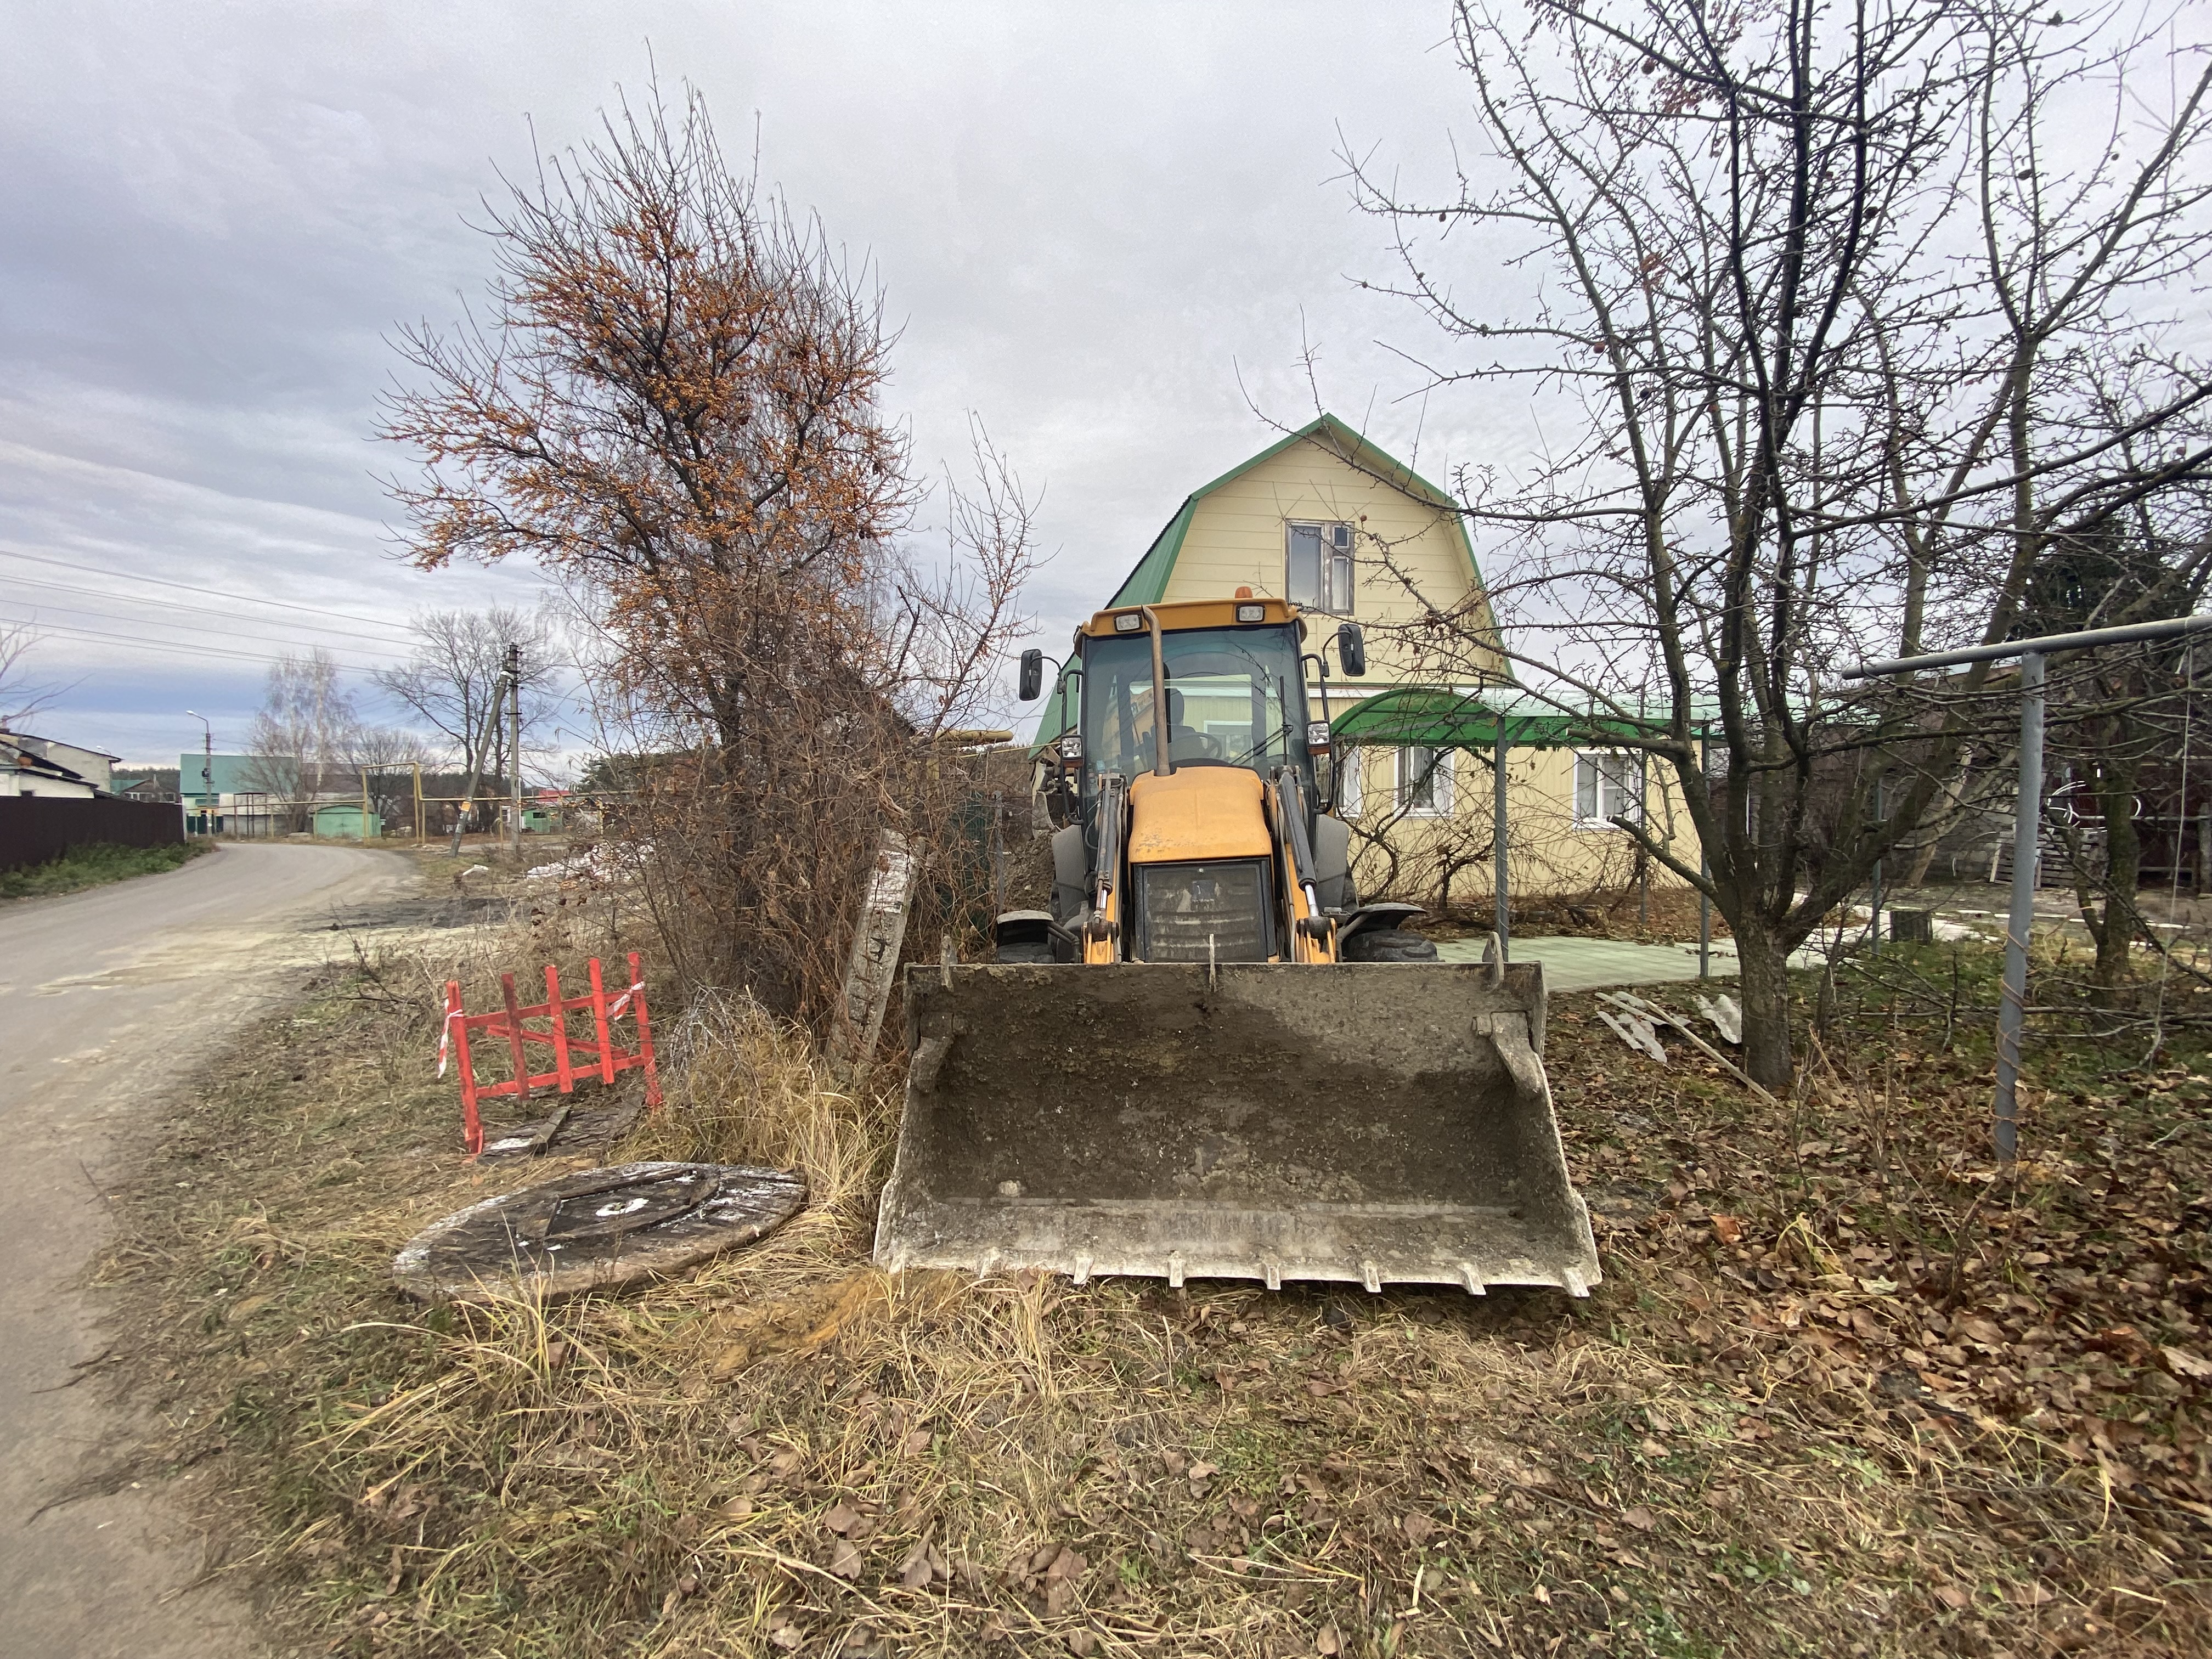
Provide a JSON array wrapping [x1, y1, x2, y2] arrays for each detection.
[[1346, 0, 2212, 1085], [382, 85, 1036, 1032], [373, 606, 562, 829], [245, 648, 363, 826], [0, 622, 67, 732]]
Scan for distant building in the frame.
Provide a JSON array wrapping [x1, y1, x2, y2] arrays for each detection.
[[311, 803, 382, 840], [0, 735, 101, 799], [2, 732, 119, 794], [177, 752, 283, 836]]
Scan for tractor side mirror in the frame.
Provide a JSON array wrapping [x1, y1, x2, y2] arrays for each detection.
[[1017, 648, 1045, 702], [1336, 623, 1367, 678]]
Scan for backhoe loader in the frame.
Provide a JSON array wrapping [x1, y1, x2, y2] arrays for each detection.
[[872, 596, 1600, 1296]]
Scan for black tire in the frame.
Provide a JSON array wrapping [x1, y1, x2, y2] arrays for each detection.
[[1342, 928, 1440, 963], [994, 941, 1055, 964]]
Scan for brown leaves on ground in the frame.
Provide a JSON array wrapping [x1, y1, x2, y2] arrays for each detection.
[[103, 940, 2212, 1659]]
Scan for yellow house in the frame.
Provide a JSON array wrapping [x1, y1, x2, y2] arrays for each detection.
[[1034, 415, 1700, 912]]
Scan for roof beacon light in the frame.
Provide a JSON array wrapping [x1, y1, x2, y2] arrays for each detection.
[[1235, 603, 1266, 623], [1113, 612, 1144, 633]]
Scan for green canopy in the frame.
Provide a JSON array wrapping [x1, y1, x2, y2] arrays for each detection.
[[1328, 687, 1702, 748]]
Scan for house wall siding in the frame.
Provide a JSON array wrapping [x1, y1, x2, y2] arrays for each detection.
[[1158, 439, 1499, 685]]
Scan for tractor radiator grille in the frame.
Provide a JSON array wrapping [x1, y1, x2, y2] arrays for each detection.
[[1133, 860, 1273, 962]]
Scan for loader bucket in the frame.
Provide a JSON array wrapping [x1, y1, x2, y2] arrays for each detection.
[[873, 962, 1600, 1296]]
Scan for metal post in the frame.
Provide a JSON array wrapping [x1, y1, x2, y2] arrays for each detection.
[[360, 767, 373, 842], [507, 641, 523, 854], [1843, 611, 2212, 1164], [413, 763, 424, 843], [1493, 721, 1510, 963], [1994, 650, 2044, 1165]]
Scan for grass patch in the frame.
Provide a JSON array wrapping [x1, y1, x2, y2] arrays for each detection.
[[1, 838, 208, 899], [97, 879, 2212, 1657]]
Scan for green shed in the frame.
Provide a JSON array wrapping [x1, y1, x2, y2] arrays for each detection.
[[313, 804, 383, 839]]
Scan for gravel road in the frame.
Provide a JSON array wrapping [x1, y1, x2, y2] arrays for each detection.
[[0, 843, 416, 1658]]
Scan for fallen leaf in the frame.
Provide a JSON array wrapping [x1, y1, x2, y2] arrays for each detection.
[[1187, 1460, 1219, 1482], [1046, 1547, 1087, 1582], [2162, 1345, 2212, 1381], [899, 1539, 933, 1590], [1710, 1214, 1742, 1245], [721, 1496, 755, 1520], [901, 1428, 933, 1457], [1935, 1585, 1971, 1611], [769, 1622, 805, 1650], [1316, 1626, 1343, 1655], [829, 1537, 862, 1579], [1621, 1505, 1657, 1532], [1402, 1511, 1436, 1545], [823, 1502, 862, 1536], [1532, 1583, 1551, 1605]]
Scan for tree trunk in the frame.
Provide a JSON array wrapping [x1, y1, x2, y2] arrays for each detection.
[[2090, 751, 2143, 1003], [1734, 918, 1796, 1091]]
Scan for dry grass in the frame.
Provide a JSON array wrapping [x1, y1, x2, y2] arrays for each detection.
[[93, 856, 2211, 1659]]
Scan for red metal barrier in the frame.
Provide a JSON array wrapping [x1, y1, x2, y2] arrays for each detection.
[[440, 951, 662, 1155]]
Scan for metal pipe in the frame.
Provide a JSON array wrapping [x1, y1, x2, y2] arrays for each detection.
[[1842, 612, 2212, 680], [1493, 720, 1510, 963], [1995, 650, 2044, 1165], [1141, 607, 1172, 778], [1844, 614, 2212, 1165]]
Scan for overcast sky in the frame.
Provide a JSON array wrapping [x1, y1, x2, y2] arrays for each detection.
[[0, 2, 1525, 768]]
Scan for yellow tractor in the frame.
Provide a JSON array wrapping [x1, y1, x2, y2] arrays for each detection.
[[873, 596, 1599, 1297]]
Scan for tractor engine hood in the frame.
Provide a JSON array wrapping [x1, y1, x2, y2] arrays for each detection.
[[1126, 766, 1272, 864]]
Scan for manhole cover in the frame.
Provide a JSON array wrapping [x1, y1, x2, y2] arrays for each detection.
[[393, 1161, 808, 1301]]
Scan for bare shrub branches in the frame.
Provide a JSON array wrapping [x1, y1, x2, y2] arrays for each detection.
[[1347, 0, 2212, 1082]]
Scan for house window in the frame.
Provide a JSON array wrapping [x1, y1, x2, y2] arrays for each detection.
[[1574, 750, 1644, 828], [1398, 745, 1452, 815], [1286, 521, 1355, 614], [1337, 746, 1363, 817]]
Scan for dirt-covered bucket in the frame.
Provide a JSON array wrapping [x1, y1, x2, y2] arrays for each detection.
[[873, 961, 1600, 1295]]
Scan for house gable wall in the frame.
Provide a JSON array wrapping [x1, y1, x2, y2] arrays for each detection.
[[1155, 428, 1499, 686]]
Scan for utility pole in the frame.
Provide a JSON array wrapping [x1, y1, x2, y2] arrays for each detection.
[[450, 665, 511, 858], [506, 641, 523, 854], [185, 709, 212, 837]]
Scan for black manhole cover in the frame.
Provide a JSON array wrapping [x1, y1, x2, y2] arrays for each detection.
[[393, 1161, 808, 1301]]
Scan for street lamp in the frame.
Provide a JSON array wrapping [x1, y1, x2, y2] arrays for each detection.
[[184, 710, 212, 837]]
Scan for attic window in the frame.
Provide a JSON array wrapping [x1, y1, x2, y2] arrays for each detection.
[[1286, 521, 1355, 616]]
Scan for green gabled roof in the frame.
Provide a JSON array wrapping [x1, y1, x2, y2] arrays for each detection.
[[1029, 414, 1492, 754]]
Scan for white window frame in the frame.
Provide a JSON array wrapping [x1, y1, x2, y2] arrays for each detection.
[[1397, 744, 1453, 816], [1337, 745, 1364, 817], [1285, 520, 1356, 616], [1574, 749, 1644, 830]]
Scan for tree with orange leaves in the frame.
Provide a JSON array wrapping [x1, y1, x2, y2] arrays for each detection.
[[382, 87, 1035, 1030]]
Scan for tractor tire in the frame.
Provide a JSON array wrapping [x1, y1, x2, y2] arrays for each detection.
[[994, 941, 1056, 965], [1342, 928, 1441, 963]]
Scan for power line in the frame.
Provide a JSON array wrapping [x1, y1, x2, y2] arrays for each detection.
[[0, 545, 422, 635], [0, 598, 413, 667], [4, 618, 405, 674], [3, 572, 397, 647]]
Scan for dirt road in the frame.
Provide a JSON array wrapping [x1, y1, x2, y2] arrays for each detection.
[[0, 843, 415, 1658]]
